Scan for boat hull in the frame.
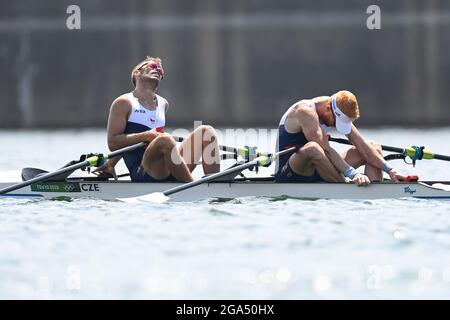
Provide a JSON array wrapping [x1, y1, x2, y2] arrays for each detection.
[[1, 178, 449, 201]]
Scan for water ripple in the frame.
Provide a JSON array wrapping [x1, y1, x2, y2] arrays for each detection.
[[2, 129, 450, 298]]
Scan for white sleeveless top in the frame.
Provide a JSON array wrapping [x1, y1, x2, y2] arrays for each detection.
[[125, 92, 167, 133]]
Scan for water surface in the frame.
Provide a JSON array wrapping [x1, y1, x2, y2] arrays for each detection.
[[1, 128, 450, 299]]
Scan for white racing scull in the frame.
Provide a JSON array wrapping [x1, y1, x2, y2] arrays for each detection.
[[0, 174, 450, 201], [1, 137, 450, 202]]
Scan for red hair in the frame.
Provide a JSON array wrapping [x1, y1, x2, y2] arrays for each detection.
[[335, 90, 360, 119]]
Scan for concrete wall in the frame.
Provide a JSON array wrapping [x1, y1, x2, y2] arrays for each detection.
[[0, 0, 449, 128]]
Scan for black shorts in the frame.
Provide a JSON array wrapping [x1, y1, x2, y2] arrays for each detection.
[[274, 156, 324, 183], [130, 165, 177, 183]]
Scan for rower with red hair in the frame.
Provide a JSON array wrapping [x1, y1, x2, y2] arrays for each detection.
[[275, 90, 405, 185]]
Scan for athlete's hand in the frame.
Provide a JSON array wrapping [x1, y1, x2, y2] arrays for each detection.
[[387, 169, 406, 182], [93, 160, 118, 181], [142, 130, 160, 142], [352, 173, 371, 186]]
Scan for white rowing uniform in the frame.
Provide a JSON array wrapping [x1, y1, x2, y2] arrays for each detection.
[[123, 91, 169, 182]]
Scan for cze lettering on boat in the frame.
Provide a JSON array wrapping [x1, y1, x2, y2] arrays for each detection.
[[81, 183, 100, 192]]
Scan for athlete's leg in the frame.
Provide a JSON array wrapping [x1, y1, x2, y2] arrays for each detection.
[[341, 140, 383, 181], [142, 133, 194, 182], [289, 141, 346, 182], [179, 125, 220, 174]]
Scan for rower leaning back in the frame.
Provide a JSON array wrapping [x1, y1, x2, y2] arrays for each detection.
[[95, 56, 220, 182], [275, 90, 406, 186]]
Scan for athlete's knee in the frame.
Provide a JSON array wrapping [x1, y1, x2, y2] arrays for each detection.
[[199, 124, 214, 133], [197, 125, 217, 144], [301, 141, 325, 159], [368, 140, 383, 155], [153, 133, 176, 151], [200, 125, 217, 138]]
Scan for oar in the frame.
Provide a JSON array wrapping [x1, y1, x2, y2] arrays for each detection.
[[172, 135, 260, 161], [0, 142, 147, 195], [329, 137, 450, 162], [118, 146, 297, 204]]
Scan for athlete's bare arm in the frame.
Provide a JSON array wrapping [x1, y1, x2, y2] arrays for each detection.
[[347, 125, 405, 182], [107, 96, 158, 151], [283, 101, 307, 133], [297, 107, 350, 173], [346, 125, 385, 168]]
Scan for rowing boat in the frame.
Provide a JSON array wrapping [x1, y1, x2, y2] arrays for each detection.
[[0, 172, 449, 201], [1, 137, 450, 202]]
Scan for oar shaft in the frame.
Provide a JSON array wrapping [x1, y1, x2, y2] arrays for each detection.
[[0, 142, 147, 195], [329, 137, 404, 154], [164, 162, 255, 196], [172, 136, 239, 154], [0, 161, 92, 194], [434, 154, 450, 161], [330, 137, 450, 162], [163, 146, 296, 197], [108, 142, 147, 158]]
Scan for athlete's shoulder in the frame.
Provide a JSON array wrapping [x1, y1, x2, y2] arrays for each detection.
[[291, 100, 316, 118], [110, 93, 132, 111], [113, 92, 132, 104]]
